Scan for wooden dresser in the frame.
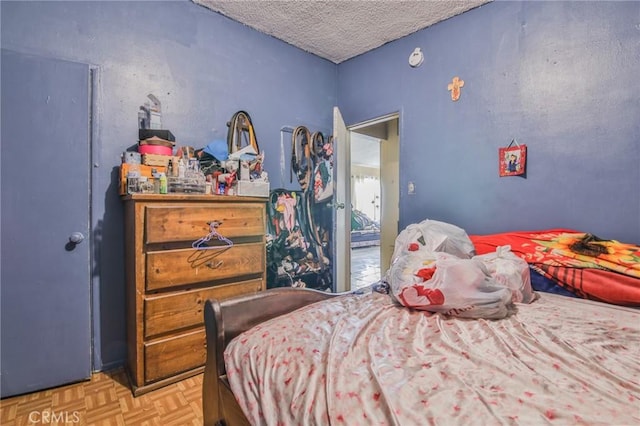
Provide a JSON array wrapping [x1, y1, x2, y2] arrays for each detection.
[[122, 194, 266, 396]]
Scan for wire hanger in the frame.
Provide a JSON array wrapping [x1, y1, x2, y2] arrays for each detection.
[[192, 221, 233, 250], [188, 221, 233, 269]]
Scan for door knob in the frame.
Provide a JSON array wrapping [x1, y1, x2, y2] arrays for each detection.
[[331, 202, 345, 210], [69, 232, 85, 244]]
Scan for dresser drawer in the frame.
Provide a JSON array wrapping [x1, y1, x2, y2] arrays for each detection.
[[144, 328, 206, 383], [124, 195, 267, 394], [144, 278, 264, 338], [146, 242, 265, 291], [144, 203, 265, 244]]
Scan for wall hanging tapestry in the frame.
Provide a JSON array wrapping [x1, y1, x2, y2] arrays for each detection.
[[499, 139, 527, 177]]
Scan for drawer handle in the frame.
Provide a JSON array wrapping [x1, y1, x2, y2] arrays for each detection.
[[206, 260, 224, 269], [188, 247, 231, 268]]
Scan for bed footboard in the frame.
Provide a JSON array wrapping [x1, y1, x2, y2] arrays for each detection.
[[203, 288, 340, 426]]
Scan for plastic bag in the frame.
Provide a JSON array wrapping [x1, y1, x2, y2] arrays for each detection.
[[390, 219, 476, 262], [388, 252, 515, 319], [473, 245, 537, 304]]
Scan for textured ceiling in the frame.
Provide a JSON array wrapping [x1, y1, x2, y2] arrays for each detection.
[[193, 0, 490, 64]]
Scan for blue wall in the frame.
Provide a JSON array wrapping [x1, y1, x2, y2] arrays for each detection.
[[2, 0, 639, 371], [1, 0, 336, 370], [338, 1, 640, 244]]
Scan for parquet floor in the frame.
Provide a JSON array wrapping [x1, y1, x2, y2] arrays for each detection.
[[0, 368, 202, 426]]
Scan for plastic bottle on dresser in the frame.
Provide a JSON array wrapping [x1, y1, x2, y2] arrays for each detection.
[[167, 159, 174, 177], [151, 168, 160, 193], [159, 173, 168, 194]]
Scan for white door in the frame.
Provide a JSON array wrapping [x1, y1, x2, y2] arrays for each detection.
[[334, 109, 400, 292], [379, 119, 400, 273], [333, 107, 351, 292]]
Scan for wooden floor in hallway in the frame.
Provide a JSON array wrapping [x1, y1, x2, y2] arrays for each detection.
[[0, 368, 202, 426]]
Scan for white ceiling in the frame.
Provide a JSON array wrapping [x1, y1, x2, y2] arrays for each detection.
[[193, 0, 490, 64], [351, 134, 380, 168]]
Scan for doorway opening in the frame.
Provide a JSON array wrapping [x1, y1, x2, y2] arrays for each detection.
[[349, 115, 399, 290]]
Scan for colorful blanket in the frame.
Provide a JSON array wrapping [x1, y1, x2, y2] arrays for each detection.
[[471, 230, 640, 306]]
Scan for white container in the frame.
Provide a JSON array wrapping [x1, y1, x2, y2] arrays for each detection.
[[236, 180, 269, 197]]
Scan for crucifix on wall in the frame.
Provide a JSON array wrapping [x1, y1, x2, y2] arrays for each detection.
[[447, 76, 464, 101]]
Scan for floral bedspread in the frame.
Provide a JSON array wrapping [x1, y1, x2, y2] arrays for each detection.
[[225, 292, 640, 425], [471, 229, 640, 277], [470, 230, 640, 305]]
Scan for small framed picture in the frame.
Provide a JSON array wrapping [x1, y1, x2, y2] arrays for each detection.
[[499, 141, 526, 177]]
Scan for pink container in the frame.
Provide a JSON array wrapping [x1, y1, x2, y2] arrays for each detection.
[[138, 144, 172, 156]]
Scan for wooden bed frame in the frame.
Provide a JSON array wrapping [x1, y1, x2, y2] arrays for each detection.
[[202, 288, 340, 426]]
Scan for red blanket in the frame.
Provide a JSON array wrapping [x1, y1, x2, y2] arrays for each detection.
[[470, 230, 640, 306]]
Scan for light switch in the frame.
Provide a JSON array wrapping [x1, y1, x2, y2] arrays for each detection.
[[408, 181, 415, 195]]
